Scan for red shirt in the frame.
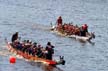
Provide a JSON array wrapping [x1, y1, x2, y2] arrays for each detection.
[[57, 18, 62, 25]]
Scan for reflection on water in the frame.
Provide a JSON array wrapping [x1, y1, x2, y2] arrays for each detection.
[[0, 55, 63, 71], [28, 62, 63, 71]]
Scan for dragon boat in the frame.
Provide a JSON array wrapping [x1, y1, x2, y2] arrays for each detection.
[[6, 40, 65, 66]]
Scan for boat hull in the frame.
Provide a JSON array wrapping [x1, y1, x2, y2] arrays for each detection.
[[51, 29, 93, 42], [6, 42, 58, 66]]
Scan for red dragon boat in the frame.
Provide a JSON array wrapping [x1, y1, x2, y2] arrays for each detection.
[[6, 40, 65, 66]]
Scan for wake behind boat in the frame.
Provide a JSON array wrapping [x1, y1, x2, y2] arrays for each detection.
[[50, 16, 95, 42], [5, 32, 65, 66]]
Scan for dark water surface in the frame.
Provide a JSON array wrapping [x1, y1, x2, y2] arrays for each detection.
[[0, 0, 108, 71]]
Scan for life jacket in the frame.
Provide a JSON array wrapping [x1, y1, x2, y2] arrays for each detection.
[[82, 24, 88, 30]]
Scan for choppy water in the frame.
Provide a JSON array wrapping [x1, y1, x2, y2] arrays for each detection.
[[0, 0, 108, 71]]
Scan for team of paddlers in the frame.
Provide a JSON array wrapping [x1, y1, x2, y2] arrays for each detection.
[[11, 32, 54, 60], [56, 16, 89, 36]]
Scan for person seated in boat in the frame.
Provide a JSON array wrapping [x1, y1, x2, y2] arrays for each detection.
[[45, 42, 54, 60], [21, 40, 32, 53], [80, 24, 88, 36], [24, 40, 33, 50], [75, 27, 80, 35], [27, 47, 33, 55], [69, 25, 74, 35], [33, 42, 37, 48], [11, 32, 19, 43], [32, 47, 37, 56], [36, 45, 43, 57], [63, 24, 68, 33], [16, 42, 23, 50], [27, 42, 37, 56]]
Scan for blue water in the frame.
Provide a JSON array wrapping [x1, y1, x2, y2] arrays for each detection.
[[0, 0, 108, 71]]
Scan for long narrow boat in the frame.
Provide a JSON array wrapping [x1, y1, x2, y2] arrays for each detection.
[[51, 25, 95, 42], [6, 41, 65, 66]]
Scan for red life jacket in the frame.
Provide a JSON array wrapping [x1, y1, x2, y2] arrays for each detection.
[[82, 24, 88, 30]]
